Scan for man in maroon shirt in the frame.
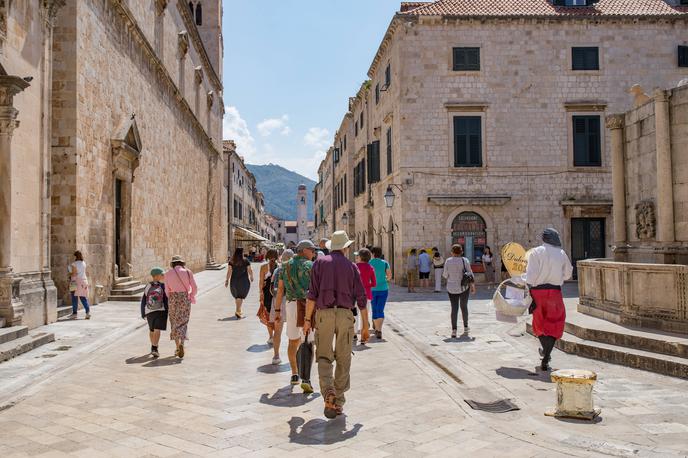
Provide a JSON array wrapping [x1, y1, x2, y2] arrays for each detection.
[[303, 231, 369, 419]]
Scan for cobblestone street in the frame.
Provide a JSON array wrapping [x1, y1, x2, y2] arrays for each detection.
[[0, 269, 686, 457]]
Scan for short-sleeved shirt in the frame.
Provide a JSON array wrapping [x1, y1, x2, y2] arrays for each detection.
[[356, 262, 377, 300], [370, 258, 390, 292], [279, 255, 313, 301], [407, 254, 418, 270], [418, 252, 432, 273]]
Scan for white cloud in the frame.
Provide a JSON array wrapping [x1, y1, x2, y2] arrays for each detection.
[[303, 127, 331, 150], [223, 105, 256, 159], [257, 115, 291, 137]]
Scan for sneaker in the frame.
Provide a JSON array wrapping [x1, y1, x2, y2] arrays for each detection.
[[69, 313, 77, 320], [290, 374, 300, 385], [464, 326, 470, 333], [85, 313, 91, 320], [301, 380, 314, 394], [267, 337, 273, 346], [151, 346, 159, 358], [451, 330, 457, 338], [376, 331, 382, 340], [540, 361, 551, 371], [271, 356, 282, 365]]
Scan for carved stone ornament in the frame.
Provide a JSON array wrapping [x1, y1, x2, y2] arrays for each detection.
[[42, 0, 67, 21], [178, 31, 189, 57], [155, 0, 168, 14], [0, 1, 6, 42], [605, 114, 624, 130], [207, 90, 214, 108], [635, 201, 656, 240], [194, 66, 203, 85]]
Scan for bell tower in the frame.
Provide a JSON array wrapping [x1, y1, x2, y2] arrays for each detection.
[[297, 185, 309, 241], [188, 1, 222, 78]]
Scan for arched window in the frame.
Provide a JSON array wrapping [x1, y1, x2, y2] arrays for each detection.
[[451, 212, 486, 266], [188, 2, 194, 15], [195, 3, 203, 26]]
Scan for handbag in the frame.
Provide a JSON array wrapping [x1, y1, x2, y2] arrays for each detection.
[[461, 258, 475, 288], [69, 278, 77, 292]]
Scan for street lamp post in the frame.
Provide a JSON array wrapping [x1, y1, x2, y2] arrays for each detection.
[[384, 184, 404, 208]]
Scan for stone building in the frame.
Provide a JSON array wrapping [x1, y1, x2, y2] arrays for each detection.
[[0, 0, 226, 329], [322, 0, 688, 283], [313, 147, 334, 241], [578, 82, 688, 334]]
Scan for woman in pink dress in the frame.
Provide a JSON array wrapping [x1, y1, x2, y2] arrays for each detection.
[[355, 248, 376, 343], [164, 255, 198, 359]]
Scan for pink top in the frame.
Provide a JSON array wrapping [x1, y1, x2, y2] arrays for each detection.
[[356, 262, 377, 301], [164, 266, 198, 304]]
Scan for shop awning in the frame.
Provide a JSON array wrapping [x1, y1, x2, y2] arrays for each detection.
[[234, 226, 268, 242]]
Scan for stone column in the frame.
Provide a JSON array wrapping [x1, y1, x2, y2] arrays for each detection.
[[653, 89, 675, 243], [606, 114, 627, 244], [0, 75, 30, 326]]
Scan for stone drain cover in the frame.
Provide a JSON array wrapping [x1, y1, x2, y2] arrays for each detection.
[[464, 399, 520, 413]]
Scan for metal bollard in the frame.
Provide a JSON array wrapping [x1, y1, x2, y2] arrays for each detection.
[[545, 369, 601, 421]]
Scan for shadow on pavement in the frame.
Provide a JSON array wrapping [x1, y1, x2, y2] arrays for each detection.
[[125, 355, 153, 364], [443, 334, 476, 343], [143, 356, 182, 368], [259, 386, 320, 408], [257, 363, 291, 373], [555, 415, 603, 424], [217, 316, 240, 321], [247, 344, 271, 353], [352, 344, 371, 351], [288, 416, 362, 445], [496, 366, 551, 382]]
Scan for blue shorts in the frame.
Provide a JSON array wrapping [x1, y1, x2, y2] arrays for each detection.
[[371, 290, 389, 320]]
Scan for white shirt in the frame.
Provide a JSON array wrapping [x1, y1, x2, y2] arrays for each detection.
[[70, 261, 87, 279], [525, 244, 573, 287], [442, 256, 473, 294]]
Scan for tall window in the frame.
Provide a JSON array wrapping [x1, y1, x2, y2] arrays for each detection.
[[359, 112, 364, 128], [195, 2, 202, 25], [355, 121, 359, 136], [386, 127, 392, 175], [385, 64, 391, 88], [573, 115, 601, 166], [375, 83, 380, 104], [367, 141, 381, 184], [453, 47, 480, 71], [188, 1, 194, 14], [343, 176, 347, 203], [572, 47, 599, 70], [453, 116, 482, 167], [679, 45, 688, 67]]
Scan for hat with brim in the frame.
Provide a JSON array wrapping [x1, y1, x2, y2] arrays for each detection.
[[327, 231, 354, 251], [150, 267, 165, 276], [170, 255, 185, 264]]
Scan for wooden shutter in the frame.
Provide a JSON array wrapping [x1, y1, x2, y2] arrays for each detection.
[[679, 46, 688, 67], [453, 47, 480, 71], [375, 83, 380, 104], [573, 116, 601, 166], [361, 160, 366, 193], [367, 142, 381, 183], [385, 64, 391, 87], [572, 47, 599, 71], [453, 116, 482, 167], [386, 128, 392, 175]]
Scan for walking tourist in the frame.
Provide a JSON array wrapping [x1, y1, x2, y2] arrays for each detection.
[[418, 249, 432, 289], [406, 248, 418, 292], [274, 240, 316, 393], [443, 244, 476, 337], [225, 247, 253, 319], [370, 246, 391, 339], [68, 251, 91, 320], [355, 248, 376, 343], [319, 238, 330, 256], [259, 249, 279, 346], [526, 228, 573, 371], [482, 246, 496, 288], [432, 250, 445, 292], [164, 255, 198, 358], [303, 231, 369, 419], [269, 249, 293, 365], [140, 267, 168, 358]]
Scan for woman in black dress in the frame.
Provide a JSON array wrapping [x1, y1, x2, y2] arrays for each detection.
[[225, 247, 253, 319]]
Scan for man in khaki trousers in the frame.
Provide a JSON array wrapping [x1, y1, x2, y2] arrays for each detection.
[[303, 231, 369, 419]]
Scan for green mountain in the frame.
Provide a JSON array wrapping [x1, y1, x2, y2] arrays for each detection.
[[246, 163, 315, 221]]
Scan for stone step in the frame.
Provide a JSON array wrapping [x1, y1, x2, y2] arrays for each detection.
[[109, 285, 146, 295], [205, 263, 226, 271], [566, 311, 688, 359], [0, 331, 55, 363], [112, 280, 141, 289], [0, 326, 28, 345], [526, 322, 688, 380], [57, 305, 73, 318], [107, 294, 142, 302], [114, 276, 134, 285], [0, 318, 5, 328]]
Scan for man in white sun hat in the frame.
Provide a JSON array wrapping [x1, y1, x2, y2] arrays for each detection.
[[304, 230, 369, 419]]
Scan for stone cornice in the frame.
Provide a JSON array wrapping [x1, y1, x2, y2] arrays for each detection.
[[175, 0, 222, 92], [428, 195, 511, 206], [109, 0, 219, 157], [368, 16, 401, 79]]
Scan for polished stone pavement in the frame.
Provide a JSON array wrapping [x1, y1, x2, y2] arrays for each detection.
[[0, 270, 686, 457]]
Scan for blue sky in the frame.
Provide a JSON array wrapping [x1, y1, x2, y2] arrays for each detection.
[[221, 0, 401, 179]]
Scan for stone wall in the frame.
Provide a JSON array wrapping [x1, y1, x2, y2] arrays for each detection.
[[51, 0, 224, 303]]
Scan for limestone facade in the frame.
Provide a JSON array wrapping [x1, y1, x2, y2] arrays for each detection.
[[317, 1, 688, 283], [313, 147, 334, 241], [1, 0, 226, 327]]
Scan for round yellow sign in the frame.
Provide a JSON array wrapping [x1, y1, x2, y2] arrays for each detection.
[[501, 242, 528, 277]]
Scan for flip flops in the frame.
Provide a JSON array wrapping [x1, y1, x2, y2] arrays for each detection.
[[324, 389, 338, 419]]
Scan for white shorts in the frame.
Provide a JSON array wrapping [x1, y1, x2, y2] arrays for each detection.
[[285, 301, 302, 341]]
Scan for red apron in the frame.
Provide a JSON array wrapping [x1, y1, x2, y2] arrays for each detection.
[[530, 288, 566, 339]]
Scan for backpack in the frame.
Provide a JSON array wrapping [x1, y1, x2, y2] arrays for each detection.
[[146, 283, 165, 312]]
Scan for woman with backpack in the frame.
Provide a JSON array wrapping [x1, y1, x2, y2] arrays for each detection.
[[443, 244, 476, 338], [225, 247, 253, 319], [164, 255, 198, 358]]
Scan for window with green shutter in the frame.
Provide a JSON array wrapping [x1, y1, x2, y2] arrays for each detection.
[[375, 83, 380, 104], [572, 47, 599, 70], [679, 45, 688, 67], [453, 116, 482, 167], [367, 141, 381, 183], [453, 47, 480, 71], [385, 64, 391, 88], [573, 115, 601, 167], [386, 127, 392, 175]]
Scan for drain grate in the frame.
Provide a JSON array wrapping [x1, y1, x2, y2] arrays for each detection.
[[464, 399, 519, 413]]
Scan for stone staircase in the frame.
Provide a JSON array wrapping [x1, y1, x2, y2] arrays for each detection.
[[205, 259, 226, 271], [0, 324, 55, 363], [107, 276, 146, 302], [527, 310, 688, 379]]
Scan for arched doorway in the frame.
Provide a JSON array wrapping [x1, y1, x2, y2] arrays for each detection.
[[451, 212, 486, 272]]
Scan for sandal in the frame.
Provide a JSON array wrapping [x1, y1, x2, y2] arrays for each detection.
[[335, 405, 344, 416], [323, 389, 338, 419]]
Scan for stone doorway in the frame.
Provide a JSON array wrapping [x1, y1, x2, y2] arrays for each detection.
[[571, 218, 605, 279], [451, 211, 486, 271]]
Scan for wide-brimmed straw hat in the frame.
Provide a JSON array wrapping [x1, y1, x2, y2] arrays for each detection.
[[170, 255, 185, 264], [326, 231, 354, 251]]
